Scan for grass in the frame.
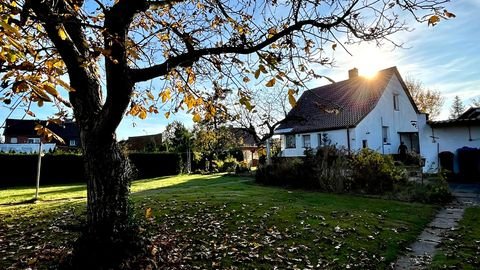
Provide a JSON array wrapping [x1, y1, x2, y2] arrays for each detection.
[[0, 174, 438, 269], [430, 207, 480, 270]]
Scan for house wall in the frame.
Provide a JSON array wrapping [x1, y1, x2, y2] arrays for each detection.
[[0, 143, 56, 153], [419, 122, 480, 173], [280, 128, 352, 157], [354, 75, 419, 154]]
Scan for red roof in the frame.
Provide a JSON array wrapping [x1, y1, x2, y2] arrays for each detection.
[[277, 67, 416, 133]]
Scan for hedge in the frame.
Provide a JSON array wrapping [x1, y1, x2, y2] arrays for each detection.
[[0, 152, 180, 187]]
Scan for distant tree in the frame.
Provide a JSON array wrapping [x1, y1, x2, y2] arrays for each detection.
[[405, 77, 445, 120], [193, 124, 240, 160], [163, 121, 192, 154], [470, 97, 480, 107], [226, 86, 290, 146], [449, 95, 466, 119]]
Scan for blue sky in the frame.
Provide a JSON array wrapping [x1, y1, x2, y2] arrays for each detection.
[[1, 0, 478, 141]]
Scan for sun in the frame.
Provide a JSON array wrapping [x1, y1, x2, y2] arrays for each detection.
[[349, 43, 393, 78]]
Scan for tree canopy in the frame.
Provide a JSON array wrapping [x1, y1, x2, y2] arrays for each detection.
[[405, 76, 445, 120]]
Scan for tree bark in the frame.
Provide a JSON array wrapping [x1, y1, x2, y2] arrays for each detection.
[[82, 133, 133, 238]]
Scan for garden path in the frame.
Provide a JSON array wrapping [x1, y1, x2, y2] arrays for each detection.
[[393, 183, 480, 269]]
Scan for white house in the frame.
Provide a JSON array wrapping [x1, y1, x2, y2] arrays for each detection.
[[420, 107, 480, 175], [275, 66, 480, 174]]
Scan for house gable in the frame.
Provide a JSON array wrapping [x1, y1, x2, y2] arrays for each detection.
[[276, 66, 416, 134], [353, 72, 421, 153]]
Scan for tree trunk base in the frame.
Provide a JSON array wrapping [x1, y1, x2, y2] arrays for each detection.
[[62, 224, 148, 270]]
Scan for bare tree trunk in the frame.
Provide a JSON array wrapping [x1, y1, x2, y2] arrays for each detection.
[[83, 134, 132, 237], [69, 130, 142, 269]]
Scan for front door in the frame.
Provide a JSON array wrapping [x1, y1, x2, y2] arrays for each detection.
[[399, 132, 420, 153]]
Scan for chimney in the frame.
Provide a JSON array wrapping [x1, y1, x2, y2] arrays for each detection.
[[348, 68, 358, 79]]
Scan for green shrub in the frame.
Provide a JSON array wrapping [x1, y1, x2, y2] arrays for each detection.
[[256, 158, 304, 187], [222, 155, 238, 172], [390, 174, 452, 204], [304, 146, 352, 192], [235, 161, 250, 174], [351, 149, 407, 194]]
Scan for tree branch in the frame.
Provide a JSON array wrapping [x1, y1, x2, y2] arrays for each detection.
[[130, 16, 353, 82]]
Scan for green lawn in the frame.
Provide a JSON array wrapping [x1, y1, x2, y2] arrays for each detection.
[[0, 174, 438, 269], [430, 207, 480, 270]]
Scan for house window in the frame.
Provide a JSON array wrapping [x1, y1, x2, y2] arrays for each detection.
[[69, 139, 77, 146], [302, 135, 311, 148], [382, 126, 389, 144], [285, 134, 296, 148], [393, 94, 400, 111], [362, 140, 368, 148], [318, 133, 330, 147], [27, 138, 40, 144], [10, 137, 17, 143]]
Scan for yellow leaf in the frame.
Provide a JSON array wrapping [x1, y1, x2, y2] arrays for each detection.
[[129, 104, 140, 116], [259, 64, 267, 74], [184, 94, 195, 110], [265, 78, 276, 87], [57, 26, 69, 40], [146, 91, 155, 101], [428, 15, 440, 26], [288, 93, 297, 108], [157, 33, 170, 42], [0, 20, 20, 38], [160, 88, 171, 103], [254, 69, 261, 79], [164, 111, 170, 119], [54, 78, 76, 92], [145, 207, 153, 219], [43, 83, 59, 97], [139, 109, 147, 120], [186, 67, 196, 84], [267, 27, 277, 38], [192, 113, 201, 123], [30, 84, 53, 102]]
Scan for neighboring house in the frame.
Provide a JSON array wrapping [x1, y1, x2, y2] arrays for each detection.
[[276, 67, 421, 155], [420, 107, 480, 175], [231, 128, 262, 166], [275, 66, 480, 174], [122, 133, 163, 152], [2, 118, 80, 152]]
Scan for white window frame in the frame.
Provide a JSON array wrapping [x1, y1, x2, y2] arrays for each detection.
[[302, 134, 311, 148], [69, 139, 77, 146], [393, 94, 400, 111], [382, 126, 390, 144], [285, 134, 296, 149], [27, 138, 40, 144], [10, 137, 17, 143]]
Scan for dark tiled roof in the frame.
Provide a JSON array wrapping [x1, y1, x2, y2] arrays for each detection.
[[231, 128, 258, 147], [125, 133, 163, 151], [277, 67, 413, 133], [428, 118, 480, 127], [458, 107, 480, 120], [428, 107, 480, 127], [3, 119, 80, 140]]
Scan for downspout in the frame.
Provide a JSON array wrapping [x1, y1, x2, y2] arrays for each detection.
[[468, 125, 472, 141], [346, 126, 351, 154], [381, 117, 385, 154]]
